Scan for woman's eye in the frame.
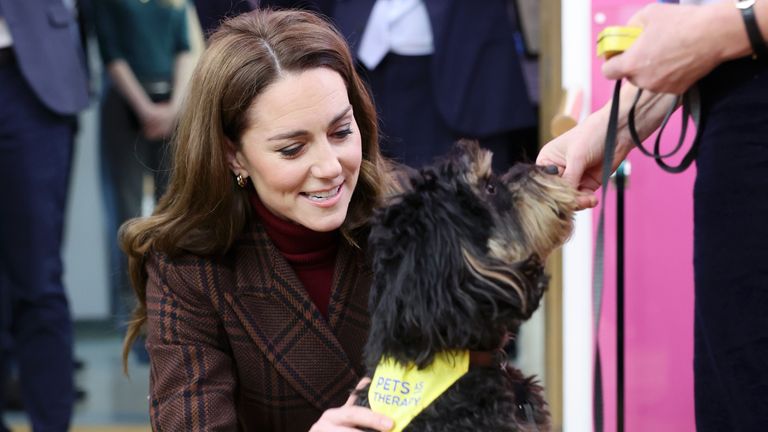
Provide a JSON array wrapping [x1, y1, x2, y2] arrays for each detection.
[[279, 144, 303, 157], [332, 125, 353, 139]]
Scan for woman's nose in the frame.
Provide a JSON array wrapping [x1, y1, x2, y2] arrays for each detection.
[[310, 139, 343, 179]]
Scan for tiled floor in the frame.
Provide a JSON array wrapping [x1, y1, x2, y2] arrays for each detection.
[[5, 325, 151, 430]]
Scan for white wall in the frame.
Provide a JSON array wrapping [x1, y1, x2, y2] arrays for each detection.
[[63, 98, 110, 320], [560, 1, 594, 431]]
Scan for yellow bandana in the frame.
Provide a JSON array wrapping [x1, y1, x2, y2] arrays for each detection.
[[368, 351, 469, 432]]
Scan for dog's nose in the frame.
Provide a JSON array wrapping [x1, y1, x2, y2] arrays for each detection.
[[542, 165, 560, 175]]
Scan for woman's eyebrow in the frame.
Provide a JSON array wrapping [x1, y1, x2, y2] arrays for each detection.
[[267, 105, 352, 141]]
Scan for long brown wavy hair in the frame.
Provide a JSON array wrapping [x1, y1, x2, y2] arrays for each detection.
[[119, 9, 392, 371]]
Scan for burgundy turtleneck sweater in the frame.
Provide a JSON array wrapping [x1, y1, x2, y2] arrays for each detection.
[[249, 193, 339, 318]]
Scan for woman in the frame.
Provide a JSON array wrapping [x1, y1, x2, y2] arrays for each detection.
[[120, 9, 395, 431]]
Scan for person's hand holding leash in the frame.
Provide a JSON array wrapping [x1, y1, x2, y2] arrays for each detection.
[[538, 3, 734, 205], [602, 3, 753, 94]]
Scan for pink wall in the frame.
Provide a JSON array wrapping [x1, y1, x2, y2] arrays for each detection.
[[590, 2, 696, 431]]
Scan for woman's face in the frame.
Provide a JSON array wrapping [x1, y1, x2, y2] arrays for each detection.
[[230, 67, 362, 232]]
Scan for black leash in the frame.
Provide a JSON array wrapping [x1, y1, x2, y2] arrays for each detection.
[[628, 87, 702, 172], [593, 81, 701, 432], [592, 79, 622, 432]]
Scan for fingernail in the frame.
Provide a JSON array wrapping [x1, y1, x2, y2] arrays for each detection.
[[381, 418, 393, 429]]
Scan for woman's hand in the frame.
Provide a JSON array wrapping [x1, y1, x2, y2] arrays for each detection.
[[537, 109, 623, 210], [309, 378, 393, 432]]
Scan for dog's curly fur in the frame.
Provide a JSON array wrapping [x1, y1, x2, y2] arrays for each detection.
[[356, 140, 577, 431]]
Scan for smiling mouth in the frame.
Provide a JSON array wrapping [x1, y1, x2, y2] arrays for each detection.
[[302, 184, 343, 202]]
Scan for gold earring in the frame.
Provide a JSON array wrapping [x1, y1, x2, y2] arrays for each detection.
[[236, 173, 247, 188]]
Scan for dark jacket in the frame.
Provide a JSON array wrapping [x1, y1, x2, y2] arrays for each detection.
[[333, 0, 535, 137], [145, 222, 371, 431], [0, 0, 89, 115]]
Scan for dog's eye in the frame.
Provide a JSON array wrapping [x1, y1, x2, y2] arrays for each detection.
[[485, 181, 496, 194]]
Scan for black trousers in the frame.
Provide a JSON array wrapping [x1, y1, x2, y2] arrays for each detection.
[[0, 55, 75, 432], [693, 57, 768, 431]]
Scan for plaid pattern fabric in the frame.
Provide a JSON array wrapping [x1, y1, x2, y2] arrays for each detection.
[[144, 222, 371, 431]]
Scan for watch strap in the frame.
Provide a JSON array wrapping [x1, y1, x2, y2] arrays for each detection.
[[740, 1, 768, 59]]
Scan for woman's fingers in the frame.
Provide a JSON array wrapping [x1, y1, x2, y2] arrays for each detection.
[[310, 405, 393, 432], [311, 378, 392, 432]]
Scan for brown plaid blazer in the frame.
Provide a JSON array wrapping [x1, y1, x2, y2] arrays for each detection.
[[144, 222, 371, 431]]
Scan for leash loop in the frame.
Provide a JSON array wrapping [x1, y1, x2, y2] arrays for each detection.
[[627, 86, 702, 173]]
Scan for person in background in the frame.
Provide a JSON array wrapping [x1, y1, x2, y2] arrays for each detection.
[[333, 0, 537, 169], [192, 0, 332, 36], [193, 0, 255, 36], [0, 0, 90, 430], [119, 9, 396, 431], [538, 2, 768, 430], [92, 0, 194, 361]]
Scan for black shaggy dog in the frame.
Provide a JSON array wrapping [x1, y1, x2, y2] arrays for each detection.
[[356, 140, 577, 431]]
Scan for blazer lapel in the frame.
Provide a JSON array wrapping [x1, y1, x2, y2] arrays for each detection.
[[227, 225, 368, 410], [327, 240, 371, 373]]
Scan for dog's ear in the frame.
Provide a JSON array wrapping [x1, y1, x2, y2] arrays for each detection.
[[462, 253, 549, 322], [437, 139, 492, 182]]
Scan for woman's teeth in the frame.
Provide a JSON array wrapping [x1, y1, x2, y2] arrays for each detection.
[[306, 185, 341, 201]]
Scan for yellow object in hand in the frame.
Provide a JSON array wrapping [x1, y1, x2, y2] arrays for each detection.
[[597, 26, 642, 59]]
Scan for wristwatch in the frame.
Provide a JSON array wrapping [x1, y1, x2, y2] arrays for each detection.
[[736, 0, 768, 59]]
